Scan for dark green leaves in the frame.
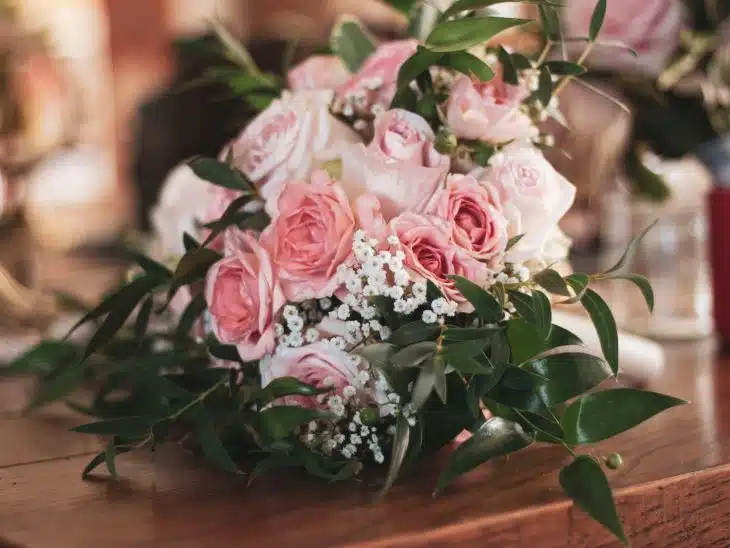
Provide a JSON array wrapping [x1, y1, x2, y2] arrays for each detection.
[[380, 414, 410, 496], [253, 377, 332, 406], [1, 340, 81, 377], [581, 289, 618, 375], [562, 388, 687, 445], [438, 50, 494, 81], [508, 290, 551, 340], [507, 319, 546, 365], [330, 18, 375, 72], [603, 220, 657, 275], [589, 0, 607, 41], [168, 248, 221, 300], [188, 157, 250, 191], [543, 61, 587, 76], [196, 413, 241, 474], [441, 0, 558, 21], [560, 456, 627, 544], [388, 321, 441, 348], [451, 276, 503, 323], [537, 65, 553, 106], [425, 16, 528, 53], [524, 353, 612, 406], [257, 406, 334, 442], [435, 417, 534, 493], [391, 342, 438, 368], [610, 274, 655, 312], [533, 268, 571, 297], [73, 415, 158, 436]]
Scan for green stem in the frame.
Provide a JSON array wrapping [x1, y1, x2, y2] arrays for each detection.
[[553, 40, 595, 98]]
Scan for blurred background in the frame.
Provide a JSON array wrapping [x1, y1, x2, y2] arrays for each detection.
[[0, 0, 726, 345]]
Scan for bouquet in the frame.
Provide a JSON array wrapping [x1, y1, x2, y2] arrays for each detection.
[[6, 1, 685, 544]]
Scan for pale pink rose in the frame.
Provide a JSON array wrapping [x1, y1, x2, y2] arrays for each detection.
[[205, 230, 285, 362], [390, 212, 489, 304], [476, 143, 576, 263], [353, 193, 389, 242], [340, 109, 450, 220], [260, 342, 360, 409], [335, 39, 418, 117], [427, 174, 508, 265], [288, 55, 351, 91], [446, 73, 537, 144], [261, 171, 356, 302], [226, 90, 360, 202], [563, 0, 683, 76]]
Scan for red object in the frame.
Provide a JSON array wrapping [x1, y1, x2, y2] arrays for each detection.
[[709, 188, 730, 341]]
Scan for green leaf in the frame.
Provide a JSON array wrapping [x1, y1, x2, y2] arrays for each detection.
[[589, 0, 607, 41], [607, 274, 654, 312], [435, 417, 533, 493], [254, 377, 332, 406], [506, 233, 525, 251], [543, 60, 586, 76], [490, 330, 510, 364], [168, 248, 221, 301], [581, 289, 619, 375], [538, 4, 560, 39], [441, 0, 558, 21], [508, 290, 551, 339], [438, 50, 494, 81], [510, 53, 532, 69], [498, 46, 518, 85], [533, 268, 571, 296], [537, 64, 553, 106], [524, 352, 612, 406], [388, 321, 441, 348], [562, 273, 590, 304], [188, 156, 250, 191], [433, 356, 448, 404], [420, 373, 474, 454], [258, 406, 334, 442], [183, 232, 200, 252], [175, 292, 207, 342], [27, 363, 90, 410], [451, 276, 503, 323], [201, 194, 255, 247], [560, 455, 627, 544], [380, 414, 410, 497], [357, 343, 396, 370], [425, 16, 529, 53], [397, 47, 443, 90], [443, 326, 498, 342], [134, 296, 154, 343], [441, 339, 490, 362], [603, 220, 657, 275], [82, 447, 133, 480], [126, 250, 173, 280], [330, 17, 376, 72], [196, 413, 241, 474], [562, 388, 687, 445], [0, 340, 81, 377], [514, 409, 564, 442], [73, 415, 158, 436], [507, 319, 547, 365], [105, 439, 119, 480], [391, 341, 438, 368], [550, 325, 583, 347], [411, 359, 437, 410]]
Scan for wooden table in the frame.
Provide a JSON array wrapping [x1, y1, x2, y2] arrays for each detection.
[[2, 250, 730, 547]]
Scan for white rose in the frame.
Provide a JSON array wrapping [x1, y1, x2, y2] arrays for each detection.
[[150, 163, 210, 259], [476, 143, 576, 263], [227, 90, 360, 203]]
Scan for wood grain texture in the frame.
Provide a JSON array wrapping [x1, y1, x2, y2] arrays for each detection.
[[1, 244, 730, 547]]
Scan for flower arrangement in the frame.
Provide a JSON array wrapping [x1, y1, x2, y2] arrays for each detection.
[[6, 1, 685, 544]]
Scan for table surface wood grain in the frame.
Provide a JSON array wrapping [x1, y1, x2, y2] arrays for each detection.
[[2, 246, 730, 547]]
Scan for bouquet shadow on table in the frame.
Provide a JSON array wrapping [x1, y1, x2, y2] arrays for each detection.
[[3, 2, 686, 545]]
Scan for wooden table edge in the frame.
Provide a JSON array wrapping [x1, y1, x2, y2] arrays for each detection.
[[348, 462, 730, 547]]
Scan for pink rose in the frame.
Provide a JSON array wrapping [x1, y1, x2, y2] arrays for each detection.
[[563, 0, 683, 76], [427, 174, 508, 265], [335, 40, 418, 117], [476, 143, 576, 263], [261, 171, 356, 302], [340, 109, 450, 220], [390, 212, 488, 304], [260, 342, 360, 409], [446, 73, 537, 144], [288, 55, 351, 91], [205, 230, 285, 362], [226, 90, 359, 202]]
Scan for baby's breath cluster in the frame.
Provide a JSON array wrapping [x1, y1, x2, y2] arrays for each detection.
[[298, 357, 400, 465]]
